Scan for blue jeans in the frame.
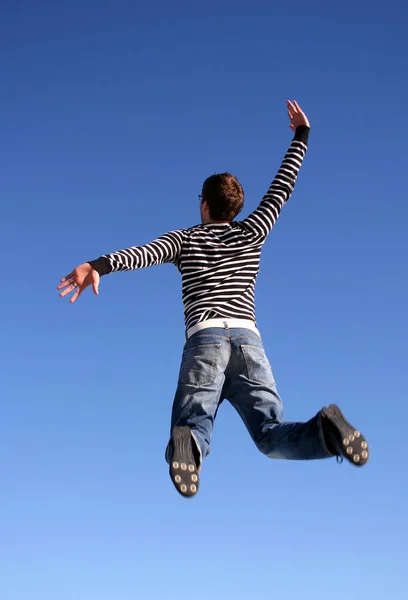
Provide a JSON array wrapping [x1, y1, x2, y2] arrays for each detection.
[[166, 326, 331, 465]]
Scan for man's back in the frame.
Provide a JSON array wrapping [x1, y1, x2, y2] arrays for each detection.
[[178, 221, 265, 328]]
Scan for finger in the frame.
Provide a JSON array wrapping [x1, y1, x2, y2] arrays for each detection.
[[70, 284, 84, 304], [61, 271, 74, 282], [57, 280, 72, 290], [70, 290, 80, 303], [58, 275, 75, 289], [59, 282, 79, 298], [287, 100, 297, 113], [92, 282, 99, 296], [59, 287, 72, 298], [293, 100, 302, 112], [289, 124, 295, 131]]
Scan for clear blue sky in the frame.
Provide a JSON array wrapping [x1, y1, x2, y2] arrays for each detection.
[[1, 0, 407, 598]]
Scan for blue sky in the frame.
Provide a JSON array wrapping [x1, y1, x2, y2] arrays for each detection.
[[1, 0, 407, 598]]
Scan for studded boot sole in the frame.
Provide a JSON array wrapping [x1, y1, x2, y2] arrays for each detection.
[[321, 404, 369, 466], [169, 426, 200, 498]]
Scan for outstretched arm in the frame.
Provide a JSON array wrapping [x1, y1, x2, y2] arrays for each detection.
[[242, 100, 310, 238], [89, 229, 185, 275], [57, 229, 185, 303]]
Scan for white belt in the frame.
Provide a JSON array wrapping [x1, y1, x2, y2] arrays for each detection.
[[186, 318, 260, 340]]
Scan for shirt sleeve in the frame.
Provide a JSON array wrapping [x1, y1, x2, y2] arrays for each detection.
[[88, 229, 185, 276], [241, 125, 310, 238]]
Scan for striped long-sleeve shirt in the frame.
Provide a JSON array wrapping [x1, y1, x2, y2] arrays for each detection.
[[89, 126, 309, 329]]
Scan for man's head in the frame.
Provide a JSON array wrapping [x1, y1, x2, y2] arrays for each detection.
[[200, 172, 244, 224]]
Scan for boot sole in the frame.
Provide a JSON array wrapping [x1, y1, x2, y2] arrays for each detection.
[[322, 405, 369, 466], [169, 426, 199, 498]]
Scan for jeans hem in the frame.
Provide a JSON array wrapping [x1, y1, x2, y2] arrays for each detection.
[[316, 411, 334, 458], [190, 430, 203, 466]]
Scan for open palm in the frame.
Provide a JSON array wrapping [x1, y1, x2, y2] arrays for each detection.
[[287, 100, 310, 131], [57, 262, 100, 304]]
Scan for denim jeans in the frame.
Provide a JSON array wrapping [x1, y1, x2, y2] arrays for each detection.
[[166, 326, 331, 465]]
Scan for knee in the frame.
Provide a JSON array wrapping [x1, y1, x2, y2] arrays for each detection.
[[254, 439, 286, 459], [254, 436, 271, 456]]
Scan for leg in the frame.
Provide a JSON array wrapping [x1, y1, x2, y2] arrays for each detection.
[[166, 330, 230, 497], [226, 333, 331, 460]]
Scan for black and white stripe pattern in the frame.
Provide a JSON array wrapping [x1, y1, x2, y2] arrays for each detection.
[[89, 127, 309, 329]]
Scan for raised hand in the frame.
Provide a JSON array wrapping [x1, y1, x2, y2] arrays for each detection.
[[57, 262, 100, 304], [287, 100, 310, 132]]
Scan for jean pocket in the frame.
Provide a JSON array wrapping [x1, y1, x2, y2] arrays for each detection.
[[179, 343, 222, 386], [241, 344, 275, 384]]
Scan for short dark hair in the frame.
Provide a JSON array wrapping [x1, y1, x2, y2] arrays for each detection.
[[201, 172, 244, 221]]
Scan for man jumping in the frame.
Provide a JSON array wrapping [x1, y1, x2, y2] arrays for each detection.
[[57, 101, 369, 498]]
